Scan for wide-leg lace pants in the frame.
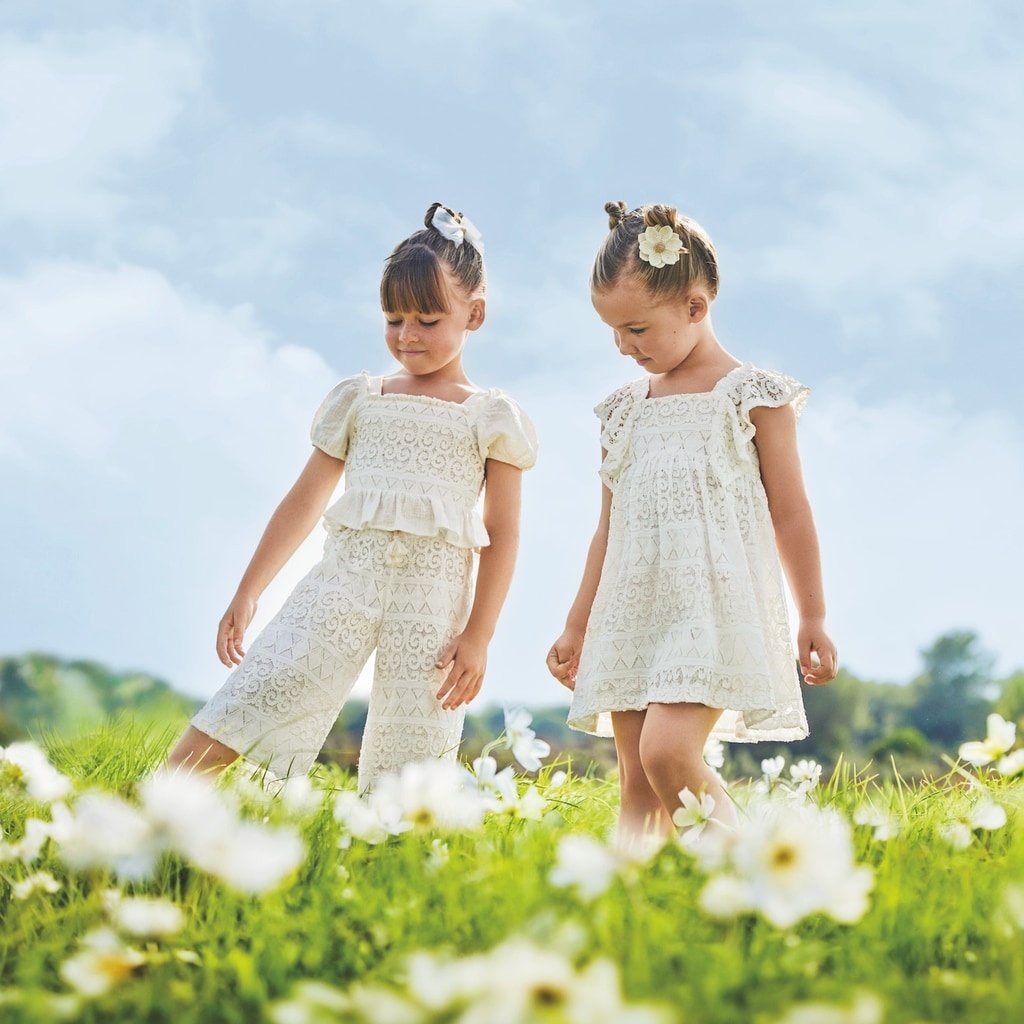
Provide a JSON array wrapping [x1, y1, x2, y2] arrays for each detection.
[[191, 526, 474, 791]]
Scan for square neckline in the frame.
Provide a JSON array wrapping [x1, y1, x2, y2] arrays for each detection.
[[372, 375, 488, 408], [642, 362, 750, 400]]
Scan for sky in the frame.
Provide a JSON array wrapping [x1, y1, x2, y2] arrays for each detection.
[[1, 0, 1023, 714]]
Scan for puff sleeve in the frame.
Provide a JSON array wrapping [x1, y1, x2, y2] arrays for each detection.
[[309, 374, 369, 461], [475, 392, 539, 470]]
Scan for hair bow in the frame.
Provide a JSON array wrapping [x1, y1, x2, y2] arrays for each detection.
[[431, 206, 485, 254]]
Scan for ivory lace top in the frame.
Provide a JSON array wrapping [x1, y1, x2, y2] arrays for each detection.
[[568, 363, 811, 742], [310, 373, 538, 549]]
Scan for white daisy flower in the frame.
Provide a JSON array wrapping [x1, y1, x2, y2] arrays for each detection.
[[503, 707, 551, 772], [548, 834, 620, 900], [11, 871, 61, 900], [672, 787, 717, 847], [1, 742, 74, 802], [110, 896, 186, 938], [59, 928, 146, 998]]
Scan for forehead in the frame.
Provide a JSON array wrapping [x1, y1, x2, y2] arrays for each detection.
[[591, 276, 671, 324]]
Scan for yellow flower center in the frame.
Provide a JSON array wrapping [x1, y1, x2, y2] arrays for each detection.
[[770, 843, 798, 869]]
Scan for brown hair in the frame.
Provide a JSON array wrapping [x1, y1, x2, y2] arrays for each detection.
[[380, 202, 487, 314], [591, 201, 720, 301]]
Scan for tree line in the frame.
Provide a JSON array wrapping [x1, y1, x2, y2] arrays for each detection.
[[3, 629, 1021, 780]]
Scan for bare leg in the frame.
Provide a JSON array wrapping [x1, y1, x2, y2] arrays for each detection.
[[611, 709, 673, 852], [639, 702, 737, 838], [165, 726, 239, 777]]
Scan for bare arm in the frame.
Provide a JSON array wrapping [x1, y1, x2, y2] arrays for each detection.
[[218, 447, 345, 666], [546, 477, 613, 691], [750, 403, 837, 684], [435, 459, 524, 710]]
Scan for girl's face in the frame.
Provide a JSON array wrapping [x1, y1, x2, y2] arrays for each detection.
[[591, 274, 703, 375], [383, 270, 484, 380]]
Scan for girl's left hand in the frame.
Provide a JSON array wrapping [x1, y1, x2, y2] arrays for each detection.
[[435, 631, 487, 710]]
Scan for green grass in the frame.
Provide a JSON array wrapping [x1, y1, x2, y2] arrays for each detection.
[[2, 718, 1023, 1023]]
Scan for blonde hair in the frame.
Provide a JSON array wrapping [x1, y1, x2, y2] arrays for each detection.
[[591, 201, 719, 301], [380, 202, 487, 314]]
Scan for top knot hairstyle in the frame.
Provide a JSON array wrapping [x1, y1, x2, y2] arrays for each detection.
[[380, 202, 487, 315], [592, 201, 720, 301]]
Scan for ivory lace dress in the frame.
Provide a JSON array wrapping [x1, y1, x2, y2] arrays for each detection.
[[192, 373, 538, 789], [568, 363, 810, 742]]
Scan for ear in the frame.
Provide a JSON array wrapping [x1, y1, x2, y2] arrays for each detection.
[[466, 297, 486, 332], [688, 292, 710, 323]]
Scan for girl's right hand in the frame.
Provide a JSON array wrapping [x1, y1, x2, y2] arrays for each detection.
[[546, 629, 583, 690], [217, 594, 258, 667]]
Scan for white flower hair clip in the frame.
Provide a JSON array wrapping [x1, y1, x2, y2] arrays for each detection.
[[431, 206, 485, 254], [638, 224, 686, 268]]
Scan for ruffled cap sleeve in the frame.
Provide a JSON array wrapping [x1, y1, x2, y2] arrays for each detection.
[[309, 373, 370, 460], [475, 392, 539, 470], [728, 364, 810, 453], [596, 379, 643, 491]]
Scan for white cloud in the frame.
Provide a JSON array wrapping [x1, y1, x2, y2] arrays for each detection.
[[0, 30, 200, 228], [0, 261, 340, 697], [211, 200, 323, 280], [717, 26, 1024, 325]]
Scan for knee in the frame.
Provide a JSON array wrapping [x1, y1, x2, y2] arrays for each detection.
[[638, 735, 698, 790]]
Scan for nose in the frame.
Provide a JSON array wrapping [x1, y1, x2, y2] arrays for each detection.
[[399, 321, 417, 342], [614, 331, 635, 356]]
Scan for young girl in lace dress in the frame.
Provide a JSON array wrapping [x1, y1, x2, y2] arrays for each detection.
[[547, 201, 836, 846], [167, 203, 537, 791]]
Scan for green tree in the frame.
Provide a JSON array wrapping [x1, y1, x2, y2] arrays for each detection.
[[904, 630, 993, 746]]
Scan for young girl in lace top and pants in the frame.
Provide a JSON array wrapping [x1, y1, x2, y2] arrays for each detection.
[[547, 202, 836, 847], [169, 204, 537, 791]]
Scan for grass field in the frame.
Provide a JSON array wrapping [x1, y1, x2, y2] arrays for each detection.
[[2, 714, 1023, 1023]]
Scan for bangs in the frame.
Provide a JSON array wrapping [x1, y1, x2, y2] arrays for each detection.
[[380, 246, 451, 315]]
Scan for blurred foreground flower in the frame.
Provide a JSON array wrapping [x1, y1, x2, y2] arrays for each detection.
[[772, 989, 885, 1024], [703, 737, 725, 769], [549, 834, 622, 900], [372, 758, 486, 832], [273, 936, 672, 1024], [959, 713, 1016, 767], [59, 928, 146, 998], [103, 892, 186, 938], [938, 794, 1007, 850], [11, 870, 61, 900], [996, 748, 1024, 777], [852, 801, 902, 842], [1, 742, 74, 802], [696, 798, 874, 929], [49, 770, 304, 893]]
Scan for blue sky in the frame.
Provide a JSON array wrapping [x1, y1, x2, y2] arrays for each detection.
[[2, 0, 1022, 711]]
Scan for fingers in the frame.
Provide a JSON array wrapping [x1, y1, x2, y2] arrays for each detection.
[[435, 636, 486, 710], [217, 613, 247, 668], [436, 663, 482, 710], [439, 672, 483, 710], [801, 640, 838, 685], [546, 642, 579, 690]]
